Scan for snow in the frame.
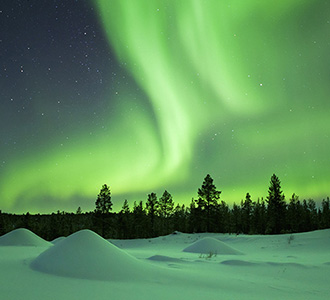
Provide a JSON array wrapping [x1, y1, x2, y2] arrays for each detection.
[[1, 229, 330, 299], [31, 229, 160, 281], [0, 228, 51, 247], [51, 236, 66, 244], [182, 236, 243, 255]]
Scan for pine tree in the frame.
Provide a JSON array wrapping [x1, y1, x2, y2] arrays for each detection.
[[118, 199, 131, 238], [132, 201, 147, 238], [231, 203, 242, 234], [146, 193, 159, 236], [159, 190, 174, 218], [307, 199, 318, 230], [195, 196, 206, 232], [287, 193, 301, 232], [266, 174, 286, 234], [95, 184, 112, 214], [172, 204, 187, 232], [95, 184, 112, 237], [251, 198, 267, 234], [241, 193, 253, 234], [188, 198, 199, 232], [197, 174, 221, 232], [216, 201, 230, 233], [159, 190, 174, 234], [256, 198, 267, 234], [121, 199, 130, 214]]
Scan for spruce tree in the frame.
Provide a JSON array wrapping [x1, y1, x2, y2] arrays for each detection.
[[217, 201, 230, 233], [188, 198, 199, 232], [95, 184, 112, 214], [132, 201, 147, 238], [95, 184, 112, 237], [118, 199, 131, 238], [241, 193, 253, 234], [197, 174, 221, 232], [252, 198, 267, 234], [159, 190, 174, 218], [159, 190, 174, 234], [266, 174, 286, 234], [231, 203, 242, 234], [307, 199, 318, 230], [121, 199, 130, 214], [172, 204, 187, 232], [251, 198, 265, 234], [146, 193, 159, 236], [287, 193, 301, 232]]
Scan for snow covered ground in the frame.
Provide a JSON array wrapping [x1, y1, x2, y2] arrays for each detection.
[[0, 228, 329, 299]]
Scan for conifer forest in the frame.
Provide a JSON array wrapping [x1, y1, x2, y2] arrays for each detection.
[[1, 174, 329, 240]]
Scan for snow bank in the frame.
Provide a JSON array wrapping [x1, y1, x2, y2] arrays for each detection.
[[31, 229, 154, 281], [183, 237, 243, 255], [0, 228, 51, 247]]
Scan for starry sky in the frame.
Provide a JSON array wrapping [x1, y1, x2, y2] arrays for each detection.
[[1, 0, 329, 214]]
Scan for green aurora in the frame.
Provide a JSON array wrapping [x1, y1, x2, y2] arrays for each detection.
[[1, 0, 329, 213]]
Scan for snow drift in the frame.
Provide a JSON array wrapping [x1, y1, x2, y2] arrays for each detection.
[[51, 236, 66, 244], [1, 230, 330, 299], [183, 237, 243, 255], [31, 229, 155, 281], [0, 228, 51, 247]]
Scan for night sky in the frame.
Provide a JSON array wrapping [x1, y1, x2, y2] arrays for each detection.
[[1, 0, 329, 213]]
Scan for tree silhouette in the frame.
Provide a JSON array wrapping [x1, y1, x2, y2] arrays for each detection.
[[95, 184, 112, 214], [251, 198, 266, 234], [132, 201, 147, 238], [197, 174, 221, 232], [2, 172, 329, 239], [216, 200, 230, 233], [159, 190, 174, 218], [266, 174, 286, 234], [95, 184, 112, 237], [146, 193, 159, 236], [241, 193, 253, 234], [231, 203, 242, 234], [118, 199, 131, 238], [188, 198, 200, 232], [159, 190, 174, 234], [172, 204, 187, 232], [287, 193, 301, 232]]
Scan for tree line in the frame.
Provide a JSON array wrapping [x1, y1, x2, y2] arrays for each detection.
[[0, 174, 329, 240]]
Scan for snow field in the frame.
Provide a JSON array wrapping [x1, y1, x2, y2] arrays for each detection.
[[0, 228, 330, 299]]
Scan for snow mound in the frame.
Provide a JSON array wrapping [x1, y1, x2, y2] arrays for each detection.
[[0, 228, 51, 247], [221, 260, 257, 266], [148, 255, 185, 263], [51, 236, 66, 244], [31, 229, 151, 281], [183, 237, 243, 255]]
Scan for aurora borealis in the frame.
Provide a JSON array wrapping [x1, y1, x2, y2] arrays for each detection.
[[1, 0, 329, 213]]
